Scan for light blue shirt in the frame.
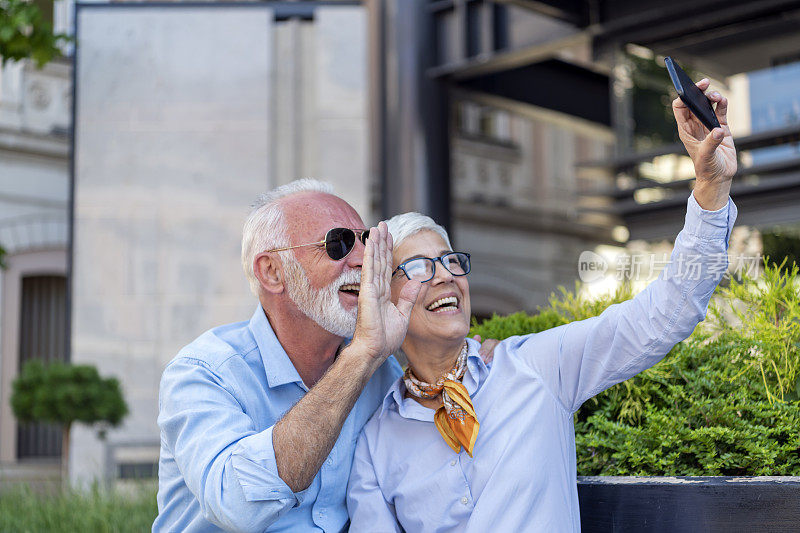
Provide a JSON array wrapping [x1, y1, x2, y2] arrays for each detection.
[[347, 193, 737, 533], [154, 306, 402, 532]]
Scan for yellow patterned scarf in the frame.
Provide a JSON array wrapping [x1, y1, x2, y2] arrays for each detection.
[[403, 342, 480, 456]]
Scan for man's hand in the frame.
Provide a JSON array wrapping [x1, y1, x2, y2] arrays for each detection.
[[348, 221, 421, 364], [274, 222, 420, 493], [672, 78, 737, 210]]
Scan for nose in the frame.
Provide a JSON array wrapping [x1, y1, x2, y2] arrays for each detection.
[[430, 258, 455, 284], [344, 234, 366, 268]]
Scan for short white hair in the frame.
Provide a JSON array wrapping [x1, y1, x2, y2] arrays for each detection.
[[241, 179, 335, 295], [384, 212, 452, 251]]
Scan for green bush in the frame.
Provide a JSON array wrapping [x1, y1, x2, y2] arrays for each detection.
[[0, 484, 156, 532], [12, 360, 128, 427], [470, 263, 800, 476], [11, 360, 128, 475]]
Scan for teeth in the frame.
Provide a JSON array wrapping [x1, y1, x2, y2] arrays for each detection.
[[426, 296, 458, 311], [340, 284, 360, 291]]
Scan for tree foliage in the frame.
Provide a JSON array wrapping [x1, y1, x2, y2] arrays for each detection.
[[11, 360, 128, 428], [470, 262, 800, 476], [0, 0, 70, 67]]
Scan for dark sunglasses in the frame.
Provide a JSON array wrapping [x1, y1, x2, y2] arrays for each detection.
[[263, 227, 370, 260]]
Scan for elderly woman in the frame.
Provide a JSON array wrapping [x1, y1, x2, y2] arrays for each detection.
[[346, 79, 738, 533], [347, 206, 733, 531]]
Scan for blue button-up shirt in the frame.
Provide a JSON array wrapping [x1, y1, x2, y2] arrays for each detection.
[[154, 306, 402, 532], [347, 193, 737, 532]]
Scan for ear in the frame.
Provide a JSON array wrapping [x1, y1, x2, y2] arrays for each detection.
[[254, 252, 285, 295]]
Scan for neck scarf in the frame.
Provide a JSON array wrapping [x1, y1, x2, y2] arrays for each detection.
[[403, 341, 480, 456]]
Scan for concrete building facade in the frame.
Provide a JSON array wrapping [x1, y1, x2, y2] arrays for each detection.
[[69, 3, 374, 485]]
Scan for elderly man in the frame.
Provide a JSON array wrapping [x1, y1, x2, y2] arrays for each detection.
[[154, 180, 493, 532], [153, 180, 420, 532]]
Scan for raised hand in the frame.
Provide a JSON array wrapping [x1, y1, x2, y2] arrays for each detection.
[[672, 78, 737, 210], [350, 221, 421, 363]]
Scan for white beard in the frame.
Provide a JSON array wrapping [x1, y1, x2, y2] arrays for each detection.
[[281, 254, 359, 338]]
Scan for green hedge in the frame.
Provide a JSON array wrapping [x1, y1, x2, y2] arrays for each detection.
[[471, 263, 800, 476]]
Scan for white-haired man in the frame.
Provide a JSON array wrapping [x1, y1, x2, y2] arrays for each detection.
[[154, 180, 493, 532]]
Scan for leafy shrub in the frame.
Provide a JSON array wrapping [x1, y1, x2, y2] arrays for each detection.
[[708, 260, 800, 403], [12, 360, 128, 427], [11, 360, 128, 475], [470, 263, 800, 476]]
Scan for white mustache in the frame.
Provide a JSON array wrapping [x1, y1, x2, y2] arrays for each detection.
[[335, 270, 362, 288]]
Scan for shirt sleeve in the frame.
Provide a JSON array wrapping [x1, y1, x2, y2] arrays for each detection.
[[158, 358, 308, 532], [347, 431, 403, 533], [514, 192, 737, 413]]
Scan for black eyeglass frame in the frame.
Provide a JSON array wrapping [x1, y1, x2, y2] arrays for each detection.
[[392, 252, 471, 283], [263, 228, 370, 261]]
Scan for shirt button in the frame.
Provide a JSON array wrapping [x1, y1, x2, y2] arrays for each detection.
[[461, 496, 469, 505], [450, 460, 457, 466]]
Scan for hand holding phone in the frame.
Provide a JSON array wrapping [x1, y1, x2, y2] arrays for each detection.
[[665, 56, 720, 132], [665, 56, 736, 210]]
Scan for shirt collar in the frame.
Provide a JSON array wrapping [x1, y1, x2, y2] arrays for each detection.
[[248, 305, 307, 390], [379, 337, 489, 417]]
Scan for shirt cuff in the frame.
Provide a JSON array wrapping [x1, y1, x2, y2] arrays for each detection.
[[684, 191, 738, 246], [230, 426, 309, 506]]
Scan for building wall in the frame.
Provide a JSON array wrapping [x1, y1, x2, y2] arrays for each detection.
[[273, 10, 372, 221], [69, 4, 370, 485]]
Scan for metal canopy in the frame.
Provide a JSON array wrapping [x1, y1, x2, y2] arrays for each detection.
[[591, 0, 800, 76], [457, 59, 611, 126], [432, 1, 800, 84]]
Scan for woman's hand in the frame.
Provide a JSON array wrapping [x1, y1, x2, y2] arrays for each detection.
[[349, 221, 421, 365], [672, 78, 737, 210]]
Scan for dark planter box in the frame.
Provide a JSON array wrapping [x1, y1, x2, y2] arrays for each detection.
[[578, 476, 800, 533]]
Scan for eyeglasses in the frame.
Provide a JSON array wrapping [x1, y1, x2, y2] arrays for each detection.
[[393, 252, 471, 283], [264, 228, 370, 261]]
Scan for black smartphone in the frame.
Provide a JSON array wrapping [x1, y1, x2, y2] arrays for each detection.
[[664, 56, 720, 132]]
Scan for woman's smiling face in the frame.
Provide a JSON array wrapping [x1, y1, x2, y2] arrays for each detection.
[[390, 230, 471, 349]]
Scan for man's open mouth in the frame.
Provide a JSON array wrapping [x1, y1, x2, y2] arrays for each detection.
[[339, 283, 360, 297], [426, 296, 459, 313]]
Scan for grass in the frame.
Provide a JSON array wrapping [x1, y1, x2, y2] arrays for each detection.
[[0, 484, 157, 532]]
